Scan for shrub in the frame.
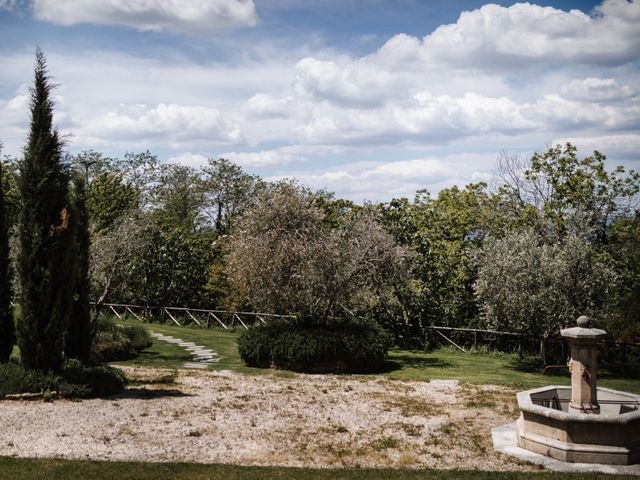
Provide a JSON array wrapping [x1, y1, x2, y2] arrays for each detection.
[[91, 316, 153, 362], [0, 359, 126, 398], [237, 318, 392, 373]]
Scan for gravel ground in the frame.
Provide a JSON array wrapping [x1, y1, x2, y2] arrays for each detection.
[[0, 367, 537, 471]]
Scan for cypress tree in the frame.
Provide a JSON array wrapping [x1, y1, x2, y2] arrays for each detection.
[[66, 172, 92, 362], [17, 49, 73, 372], [0, 156, 14, 363]]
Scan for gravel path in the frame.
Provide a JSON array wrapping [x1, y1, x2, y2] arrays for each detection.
[[0, 367, 535, 471]]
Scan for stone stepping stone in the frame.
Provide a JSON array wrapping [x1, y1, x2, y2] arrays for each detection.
[[184, 363, 208, 369], [149, 331, 220, 369]]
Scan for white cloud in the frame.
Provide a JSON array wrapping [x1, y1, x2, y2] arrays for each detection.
[[79, 103, 246, 148], [166, 152, 210, 169], [219, 147, 304, 167], [270, 155, 495, 202], [242, 93, 294, 119], [560, 78, 637, 102], [32, 0, 258, 35], [552, 133, 640, 158], [421, 0, 640, 67]]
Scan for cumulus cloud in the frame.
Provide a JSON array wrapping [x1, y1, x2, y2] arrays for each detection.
[[270, 155, 494, 202], [560, 78, 637, 102], [421, 0, 640, 67], [80, 103, 246, 148], [242, 93, 294, 119], [32, 0, 258, 35], [292, 1, 640, 111], [552, 133, 640, 158], [219, 147, 304, 167], [166, 152, 210, 169]]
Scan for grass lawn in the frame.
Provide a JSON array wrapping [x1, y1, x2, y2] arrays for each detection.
[[0, 457, 634, 480], [115, 319, 640, 394]]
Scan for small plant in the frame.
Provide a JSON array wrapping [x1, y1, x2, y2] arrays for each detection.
[[371, 436, 399, 451]]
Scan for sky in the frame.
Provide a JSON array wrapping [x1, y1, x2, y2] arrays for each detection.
[[0, 0, 638, 202]]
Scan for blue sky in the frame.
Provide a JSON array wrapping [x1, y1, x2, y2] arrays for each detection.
[[0, 0, 638, 201]]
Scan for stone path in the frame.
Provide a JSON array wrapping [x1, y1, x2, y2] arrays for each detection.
[[149, 332, 220, 369]]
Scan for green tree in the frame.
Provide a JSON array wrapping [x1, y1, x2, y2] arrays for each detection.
[[494, 144, 639, 242], [380, 183, 489, 329], [154, 164, 205, 232], [226, 181, 407, 324], [475, 229, 615, 364], [17, 49, 74, 372], [0, 155, 21, 234], [607, 213, 640, 340], [88, 171, 138, 232], [0, 146, 14, 362], [201, 158, 262, 234], [66, 172, 92, 361]]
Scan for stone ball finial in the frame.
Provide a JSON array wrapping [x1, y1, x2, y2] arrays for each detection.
[[576, 315, 591, 327]]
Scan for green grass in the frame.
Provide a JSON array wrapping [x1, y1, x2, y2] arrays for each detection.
[[0, 457, 633, 480], [115, 319, 640, 394]]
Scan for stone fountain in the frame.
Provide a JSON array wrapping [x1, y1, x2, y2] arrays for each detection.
[[516, 316, 640, 465]]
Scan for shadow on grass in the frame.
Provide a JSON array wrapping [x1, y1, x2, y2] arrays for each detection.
[[380, 354, 453, 374], [115, 387, 193, 400]]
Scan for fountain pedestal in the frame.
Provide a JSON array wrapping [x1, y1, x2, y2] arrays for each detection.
[[515, 316, 640, 465], [560, 315, 607, 414]]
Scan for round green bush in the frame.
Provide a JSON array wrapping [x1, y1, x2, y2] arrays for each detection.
[[237, 318, 392, 373]]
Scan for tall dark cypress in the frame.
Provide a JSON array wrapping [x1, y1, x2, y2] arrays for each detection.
[[66, 172, 92, 362], [0, 159, 14, 363], [17, 49, 73, 372]]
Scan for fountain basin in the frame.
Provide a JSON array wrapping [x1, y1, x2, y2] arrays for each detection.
[[517, 386, 640, 464]]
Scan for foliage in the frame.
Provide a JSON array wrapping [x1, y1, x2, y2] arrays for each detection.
[[474, 228, 615, 362], [91, 316, 152, 362], [494, 143, 639, 241], [380, 184, 489, 330], [66, 172, 92, 361], [201, 157, 262, 235], [237, 318, 392, 373], [0, 158, 13, 362], [606, 212, 640, 338], [0, 359, 125, 398], [88, 171, 139, 232], [17, 49, 74, 372], [154, 164, 205, 232], [0, 155, 21, 233], [227, 181, 408, 324]]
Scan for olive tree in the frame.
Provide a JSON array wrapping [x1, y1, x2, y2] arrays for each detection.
[[226, 181, 408, 324], [474, 228, 615, 363]]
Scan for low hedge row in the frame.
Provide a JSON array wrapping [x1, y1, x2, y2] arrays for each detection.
[[237, 318, 392, 373]]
